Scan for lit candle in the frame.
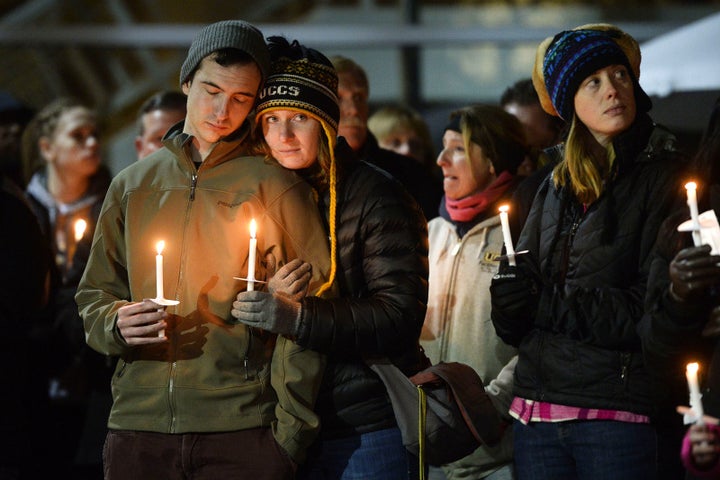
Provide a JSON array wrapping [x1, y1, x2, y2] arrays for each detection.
[[498, 205, 516, 267], [686, 362, 705, 425], [156, 240, 165, 300], [74, 219, 87, 242], [685, 182, 702, 247], [247, 219, 257, 291]]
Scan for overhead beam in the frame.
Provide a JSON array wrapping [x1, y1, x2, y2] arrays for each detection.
[[0, 22, 683, 48]]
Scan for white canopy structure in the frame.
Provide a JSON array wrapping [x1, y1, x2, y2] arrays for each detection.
[[640, 11, 720, 97]]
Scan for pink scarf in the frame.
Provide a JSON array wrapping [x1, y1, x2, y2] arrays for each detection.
[[445, 171, 514, 222]]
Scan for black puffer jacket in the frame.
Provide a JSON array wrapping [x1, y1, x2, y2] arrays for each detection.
[[299, 139, 429, 439], [493, 114, 686, 417]]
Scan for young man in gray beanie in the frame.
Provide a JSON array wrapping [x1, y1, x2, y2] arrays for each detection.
[[76, 20, 331, 479]]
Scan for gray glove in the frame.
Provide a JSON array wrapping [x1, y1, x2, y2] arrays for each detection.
[[231, 290, 303, 338], [266, 256, 312, 300]]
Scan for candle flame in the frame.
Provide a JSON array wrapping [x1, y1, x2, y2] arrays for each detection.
[[498, 205, 509, 214], [685, 181, 697, 191], [156, 240, 165, 255], [74, 219, 87, 241], [249, 218, 257, 238], [687, 362, 700, 374]]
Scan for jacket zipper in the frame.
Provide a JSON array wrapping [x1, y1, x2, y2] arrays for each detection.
[[116, 359, 128, 378], [190, 173, 198, 201], [244, 327, 254, 380], [169, 361, 177, 432], [559, 215, 581, 284], [620, 352, 631, 388]]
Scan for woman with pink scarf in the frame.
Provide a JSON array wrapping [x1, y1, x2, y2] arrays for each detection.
[[420, 104, 527, 480]]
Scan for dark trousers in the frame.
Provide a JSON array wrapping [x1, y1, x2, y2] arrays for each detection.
[[103, 428, 295, 480], [513, 420, 657, 480], [298, 427, 419, 480]]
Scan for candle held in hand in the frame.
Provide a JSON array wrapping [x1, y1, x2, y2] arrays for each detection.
[[685, 182, 702, 247], [498, 205, 516, 267], [152, 240, 178, 338], [156, 241, 165, 300], [247, 219, 257, 291], [686, 362, 705, 425]]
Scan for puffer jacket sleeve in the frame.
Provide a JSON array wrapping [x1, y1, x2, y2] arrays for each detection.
[[491, 175, 548, 346], [638, 209, 716, 379], [76, 178, 131, 356], [297, 164, 429, 358]]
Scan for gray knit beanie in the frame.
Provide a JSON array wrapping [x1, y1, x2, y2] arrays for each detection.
[[179, 20, 271, 87]]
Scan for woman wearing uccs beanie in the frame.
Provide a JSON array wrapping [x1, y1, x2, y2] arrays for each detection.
[[490, 24, 687, 479], [232, 36, 428, 479]]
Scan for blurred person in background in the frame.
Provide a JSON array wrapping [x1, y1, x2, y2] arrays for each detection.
[[500, 78, 564, 172], [0, 93, 50, 480], [331, 55, 442, 220], [134, 90, 186, 160], [0, 91, 34, 190], [368, 103, 441, 182], [502, 78, 566, 237], [22, 96, 111, 480]]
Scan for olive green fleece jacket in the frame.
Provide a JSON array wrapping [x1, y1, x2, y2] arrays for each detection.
[[76, 124, 330, 464]]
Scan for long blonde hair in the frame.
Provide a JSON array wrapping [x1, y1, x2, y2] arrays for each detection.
[[253, 112, 338, 298], [552, 115, 616, 204]]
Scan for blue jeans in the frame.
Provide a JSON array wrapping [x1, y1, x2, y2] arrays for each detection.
[[513, 420, 656, 480], [299, 427, 419, 480]]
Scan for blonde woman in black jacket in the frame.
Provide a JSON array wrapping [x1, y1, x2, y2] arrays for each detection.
[[490, 24, 686, 479], [231, 37, 428, 480]]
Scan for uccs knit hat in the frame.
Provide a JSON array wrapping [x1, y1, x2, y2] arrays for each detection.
[[180, 20, 271, 87], [532, 23, 652, 121], [256, 36, 340, 297], [256, 37, 340, 135]]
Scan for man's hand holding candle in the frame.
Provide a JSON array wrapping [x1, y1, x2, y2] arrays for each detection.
[[116, 299, 168, 345]]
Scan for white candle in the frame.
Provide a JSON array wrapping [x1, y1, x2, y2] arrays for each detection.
[[498, 205, 516, 267], [247, 219, 257, 291], [74, 219, 87, 242], [686, 362, 705, 425], [156, 240, 165, 300], [685, 182, 702, 247]]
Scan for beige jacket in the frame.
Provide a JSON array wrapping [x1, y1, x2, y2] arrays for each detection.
[[421, 214, 517, 478]]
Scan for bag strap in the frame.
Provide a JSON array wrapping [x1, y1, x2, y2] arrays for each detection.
[[417, 385, 427, 480]]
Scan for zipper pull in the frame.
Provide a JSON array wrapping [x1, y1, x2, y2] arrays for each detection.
[[243, 356, 249, 380], [190, 173, 198, 201]]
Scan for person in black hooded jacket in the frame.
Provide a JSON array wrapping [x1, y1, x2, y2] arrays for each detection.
[[489, 24, 687, 479], [639, 95, 720, 479], [231, 37, 428, 479]]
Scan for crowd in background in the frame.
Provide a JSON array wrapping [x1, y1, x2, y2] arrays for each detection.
[[1, 16, 720, 480]]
